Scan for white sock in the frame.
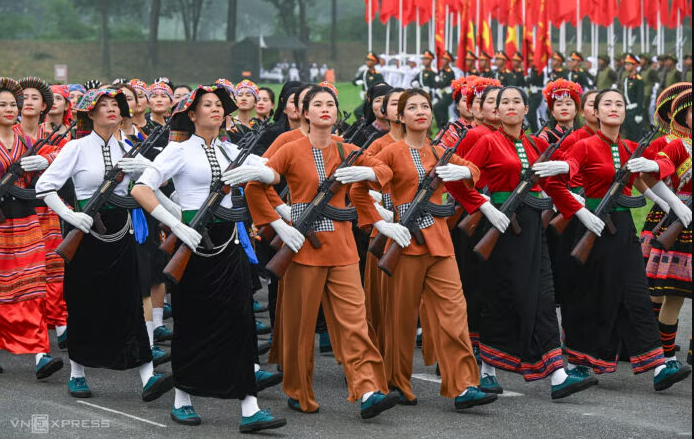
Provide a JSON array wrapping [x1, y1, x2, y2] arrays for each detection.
[[164, 294, 170, 304], [56, 326, 67, 337], [665, 356, 677, 362], [654, 364, 667, 376], [566, 363, 578, 371], [361, 391, 375, 402], [458, 388, 470, 397], [35, 353, 47, 365], [241, 396, 260, 417], [70, 360, 85, 379], [138, 362, 155, 387], [146, 321, 154, 348], [174, 388, 192, 409], [153, 308, 164, 329], [550, 368, 569, 386], [481, 361, 496, 377], [254, 363, 261, 373], [416, 328, 423, 336]]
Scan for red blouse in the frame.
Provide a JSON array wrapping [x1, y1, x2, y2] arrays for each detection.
[[557, 125, 596, 189], [653, 136, 692, 195]]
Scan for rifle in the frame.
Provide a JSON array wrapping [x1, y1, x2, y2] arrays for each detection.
[[473, 129, 573, 262], [265, 135, 377, 278], [56, 121, 170, 263], [570, 127, 658, 265], [334, 111, 352, 135], [374, 129, 468, 276], [654, 196, 692, 251], [0, 122, 65, 221], [161, 122, 269, 284], [368, 127, 453, 260], [533, 118, 548, 137]]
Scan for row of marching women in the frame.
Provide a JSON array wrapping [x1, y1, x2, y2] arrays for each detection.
[[0, 68, 690, 433]]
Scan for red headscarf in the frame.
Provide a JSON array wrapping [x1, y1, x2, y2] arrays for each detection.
[[50, 84, 72, 126]]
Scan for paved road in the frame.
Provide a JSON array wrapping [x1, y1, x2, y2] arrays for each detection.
[[1, 283, 691, 439]]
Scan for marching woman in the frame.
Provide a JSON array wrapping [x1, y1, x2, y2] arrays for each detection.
[[539, 79, 583, 144], [131, 85, 286, 432], [358, 88, 498, 410], [145, 81, 173, 155], [255, 87, 276, 123], [34, 88, 173, 401], [362, 87, 405, 353], [233, 80, 259, 131], [627, 88, 692, 380], [241, 85, 401, 418], [129, 79, 150, 133], [541, 88, 691, 391], [15, 77, 54, 142], [450, 77, 475, 129], [448, 86, 597, 399], [68, 84, 86, 108], [45, 84, 73, 139], [0, 78, 63, 379], [347, 82, 392, 147]]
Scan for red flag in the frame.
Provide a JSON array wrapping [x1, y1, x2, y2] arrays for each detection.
[[670, 0, 688, 27], [535, 0, 552, 72], [550, 0, 577, 25], [365, 0, 379, 23], [505, 26, 519, 69], [435, 0, 447, 67], [522, 22, 534, 70], [414, 0, 433, 24], [644, 0, 659, 27], [477, 0, 495, 59], [380, 0, 397, 24], [592, 0, 617, 26], [619, 0, 642, 28], [401, 0, 417, 26], [457, 0, 477, 71], [507, 0, 524, 26]]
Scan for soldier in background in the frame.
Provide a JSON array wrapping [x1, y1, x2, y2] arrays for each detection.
[[639, 53, 660, 123], [353, 52, 384, 119], [568, 51, 591, 90], [616, 53, 627, 84], [662, 54, 681, 89], [493, 52, 511, 85], [505, 52, 527, 87], [412, 50, 438, 98], [478, 51, 494, 78], [550, 52, 569, 81], [464, 51, 480, 77], [682, 53, 692, 82], [526, 53, 547, 133], [595, 55, 618, 90], [433, 51, 456, 130], [621, 53, 645, 141]]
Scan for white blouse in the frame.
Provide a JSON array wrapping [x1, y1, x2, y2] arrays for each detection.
[[35, 131, 133, 200], [137, 134, 265, 211]]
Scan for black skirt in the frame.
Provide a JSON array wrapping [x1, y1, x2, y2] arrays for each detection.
[[546, 216, 582, 305], [562, 211, 665, 374], [171, 222, 257, 399], [64, 208, 152, 370], [135, 212, 169, 298], [451, 218, 484, 345], [478, 205, 563, 381]]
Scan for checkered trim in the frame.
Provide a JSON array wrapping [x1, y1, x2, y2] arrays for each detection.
[[383, 193, 393, 211], [288, 148, 336, 233], [400, 148, 435, 230], [202, 144, 222, 184], [102, 142, 113, 177]]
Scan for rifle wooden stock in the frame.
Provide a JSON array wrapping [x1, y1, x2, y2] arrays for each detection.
[[257, 225, 276, 243], [459, 211, 483, 237], [368, 232, 388, 259], [159, 233, 178, 255], [266, 244, 294, 278], [93, 212, 107, 235], [473, 227, 501, 262], [446, 204, 465, 230], [549, 213, 571, 235], [377, 242, 402, 277], [269, 234, 283, 251], [55, 227, 85, 263], [541, 209, 554, 229], [655, 220, 686, 251], [570, 230, 597, 265], [163, 244, 193, 284], [411, 228, 425, 245]]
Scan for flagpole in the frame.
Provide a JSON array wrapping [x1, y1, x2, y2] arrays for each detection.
[[398, 0, 403, 56], [640, 0, 645, 53], [368, 0, 373, 52], [416, 9, 421, 58], [404, 23, 409, 55], [576, 0, 582, 52], [677, 10, 682, 67], [444, 4, 450, 51], [430, 0, 436, 53], [623, 25, 627, 53], [498, 19, 504, 51], [560, 22, 566, 55], [386, 20, 391, 56], [656, 10, 662, 55], [457, 12, 462, 54], [608, 23, 615, 68], [476, 0, 481, 56]]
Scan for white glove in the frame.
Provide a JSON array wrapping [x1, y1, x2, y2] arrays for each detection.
[[374, 220, 411, 248], [479, 202, 510, 233], [570, 191, 586, 206], [170, 190, 180, 205], [626, 157, 659, 173], [374, 202, 394, 222], [650, 181, 691, 227], [435, 164, 472, 182], [643, 188, 671, 214], [150, 205, 201, 250], [369, 189, 383, 204], [334, 166, 377, 184], [42, 192, 93, 233], [270, 219, 305, 253], [275, 204, 292, 222], [20, 155, 49, 172], [355, 80, 365, 86], [532, 161, 570, 177], [154, 189, 182, 219], [222, 165, 275, 186], [118, 155, 152, 176], [575, 207, 605, 236], [634, 115, 643, 124]]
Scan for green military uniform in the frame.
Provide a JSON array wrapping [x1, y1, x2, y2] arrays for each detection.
[[663, 67, 681, 89], [596, 66, 618, 90], [685, 69, 692, 82], [505, 68, 526, 87], [640, 63, 660, 121], [527, 67, 546, 133], [433, 62, 456, 130], [549, 67, 569, 81], [466, 68, 480, 77], [568, 68, 591, 90], [479, 68, 495, 79], [494, 68, 510, 86], [622, 72, 645, 141], [413, 66, 437, 96], [352, 58, 384, 119]]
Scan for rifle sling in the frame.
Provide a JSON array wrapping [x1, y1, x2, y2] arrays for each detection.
[[586, 195, 646, 212], [422, 201, 456, 218], [491, 191, 553, 211], [182, 206, 249, 225]]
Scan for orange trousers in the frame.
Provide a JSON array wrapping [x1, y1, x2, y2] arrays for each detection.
[[363, 250, 385, 354], [281, 262, 389, 413], [384, 254, 479, 401]]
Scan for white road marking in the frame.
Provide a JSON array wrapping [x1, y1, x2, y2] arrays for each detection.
[[411, 373, 524, 397], [76, 401, 167, 428]]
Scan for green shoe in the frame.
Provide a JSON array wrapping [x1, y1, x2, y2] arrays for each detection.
[[568, 366, 597, 384], [142, 373, 174, 402], [455, 387, 498, 410], [253, 301, 269, 314], [170, 405, 201, 426], [393, 388, 418, 406], [57, 330, 68, 350], [163, 303, 173, 320], [255, 369, 283, 392], [479, 375, 503, 394], [287, 398, 319, 414], [654, 360, 692, 391], [551, 374, 597, 400], [256, 320, 271, 335], [152, 345, 171, 367], [360, 391, 399, 419], [154, 325, 173, 342], [36, 355, 64, 380], [239, 409, 286, 434], [68, 377, 92, 398], [319, 332, 333, 354]]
